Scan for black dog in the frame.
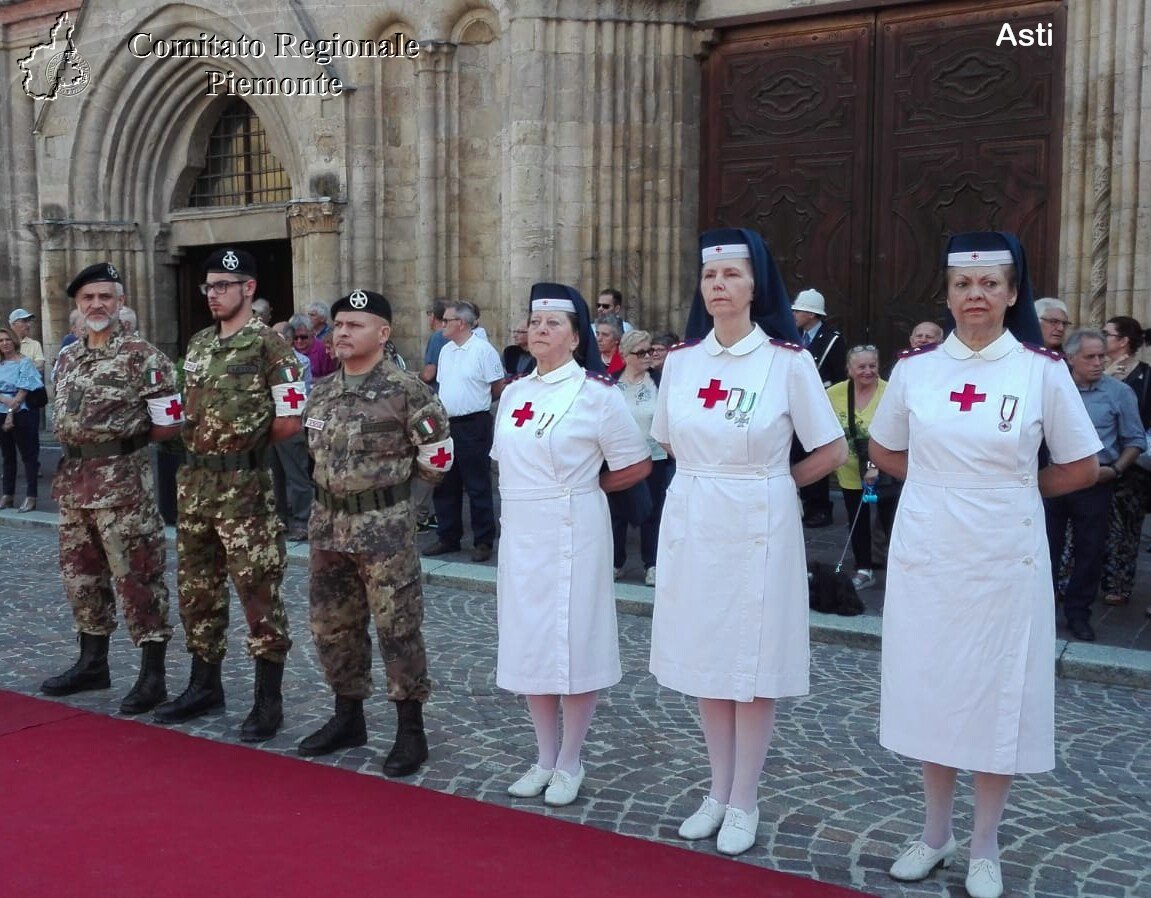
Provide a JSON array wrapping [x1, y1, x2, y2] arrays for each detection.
[[807, 561, 865, 616]]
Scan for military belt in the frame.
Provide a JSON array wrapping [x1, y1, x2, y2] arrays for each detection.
[[186, 450, 263, 472], [314, 482, 411, 514], [63, 433, 150, 460]]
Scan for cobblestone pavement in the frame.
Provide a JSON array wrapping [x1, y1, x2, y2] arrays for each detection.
[[2, 521, 1149, 898]]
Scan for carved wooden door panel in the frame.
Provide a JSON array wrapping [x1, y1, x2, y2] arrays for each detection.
[[701, 14, 875, 348], [701, 1, 1065, 357], [872, 1, 1065, 349]]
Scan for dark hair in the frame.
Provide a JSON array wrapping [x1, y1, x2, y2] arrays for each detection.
[[597, 288, 622, 306], [650, 331, 679, 347], [1106, 316, 1147, 352]]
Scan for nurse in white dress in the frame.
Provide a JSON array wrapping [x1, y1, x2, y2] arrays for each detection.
[[492, 282, 651, 807], [649, 228, 847, 856], [869, 232, 1100, 898]]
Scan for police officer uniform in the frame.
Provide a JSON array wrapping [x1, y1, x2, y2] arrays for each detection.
[[155, 249, 306, 741], [297, 289, 453, 777], [41, 262, 183, 714]]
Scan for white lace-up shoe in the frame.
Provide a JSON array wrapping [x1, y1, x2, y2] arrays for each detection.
[[677, 796, 726, 840], [889, 836, 958, 881]]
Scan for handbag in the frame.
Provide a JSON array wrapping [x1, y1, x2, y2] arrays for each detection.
[[847, 384, 898, 497], [25, 386, 48, 409]]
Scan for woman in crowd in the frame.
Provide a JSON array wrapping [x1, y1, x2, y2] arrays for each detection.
[[0, 326, 43, 512], [825, 345, 899, 590], [869, 232, 1100, 898], [594, 315, 626, 377], [649, 331, 680, 378], [649, 228, 846, 856], [609, 330, 670, 586], [492, 283, 650, 807], [1099, 315, 1151, 608]]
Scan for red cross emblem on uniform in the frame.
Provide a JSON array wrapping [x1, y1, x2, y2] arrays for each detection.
[[283, 387, 305, 409], [697, 378, 729, 409], [429, 447, 452, 468], [512, 402, 535, 427], [950, 383, 986, 411], [165, 398, 183, 421]]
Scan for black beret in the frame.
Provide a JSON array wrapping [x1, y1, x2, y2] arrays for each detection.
[[203, 248, 257, 279], [331, 289, 392, 321], [67, 261, 123, 298]]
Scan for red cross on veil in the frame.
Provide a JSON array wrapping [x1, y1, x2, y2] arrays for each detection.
[[950, 383, 986, 411]]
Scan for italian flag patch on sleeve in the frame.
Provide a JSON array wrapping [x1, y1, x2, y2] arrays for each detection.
[[145, 368, 164, 387], [416, 416, 438, 437], [278, 365, 300, 383]]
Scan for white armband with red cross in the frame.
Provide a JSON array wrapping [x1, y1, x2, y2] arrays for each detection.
[[147, 394, 185, 425], [271, 381, 308, 417], [417, 437, 454, 474]]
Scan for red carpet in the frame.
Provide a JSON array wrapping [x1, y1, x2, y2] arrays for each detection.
[[0, 690, 872, 898]]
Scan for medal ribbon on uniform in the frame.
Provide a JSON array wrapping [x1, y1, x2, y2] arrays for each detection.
[[999, 395, 1019, 432], [724, 387, 757, 427], [534, 413, 556, 438]]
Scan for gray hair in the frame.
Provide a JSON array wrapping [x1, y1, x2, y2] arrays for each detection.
[[305, 301, 329, 322], [619, 330, 652, 357], [251, 298, 272, 324], [448, 301, 477, 328], [1034, 297, 1069, 319], [118, 306, 138, 331], [596, 314, 623, 342], [1063, 327, 1105, 358], [288, 313, 311, 335]]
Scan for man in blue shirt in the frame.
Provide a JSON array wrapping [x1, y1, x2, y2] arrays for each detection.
[[1044, 328, 1145, 641]]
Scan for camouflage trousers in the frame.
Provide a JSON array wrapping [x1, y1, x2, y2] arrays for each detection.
[[176, 512, 290, 663], [58, 503, 173, 645], [309, 545, 431, 702]]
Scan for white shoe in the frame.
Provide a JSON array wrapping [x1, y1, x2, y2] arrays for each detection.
[[889, 835, 957, 881], [507, 764, 554, 798], [677, 796, 726, 840], [966, 858, 1004, 898], [851, 569, 875, 590], [716, 805, 758, 856], [543, 765, 585, 806], [644, 566, 657, 587]]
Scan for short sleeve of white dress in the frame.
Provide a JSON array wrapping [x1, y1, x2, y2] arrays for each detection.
[[867, 358, 910, 452], [785, 348, 847, 452], [1040, 359, 1104, 462]]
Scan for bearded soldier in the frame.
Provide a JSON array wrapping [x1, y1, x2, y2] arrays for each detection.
[[154, 248, 305, 741], [297, 289, 452, 777], [41, 262, 183, 713]]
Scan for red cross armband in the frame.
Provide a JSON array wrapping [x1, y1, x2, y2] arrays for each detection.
[[271, 381, 308, 417], [147, 394, 185, 425], [417, 437, 454, 475]]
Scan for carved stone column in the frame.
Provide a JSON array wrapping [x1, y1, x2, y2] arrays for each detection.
[[287, 200, 345, 308], [414, 41, 457, 309]]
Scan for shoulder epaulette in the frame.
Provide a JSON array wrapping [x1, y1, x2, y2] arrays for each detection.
[[769, 337, 803, 352], [1022, 342, 1064, 361], [897, 342, 941, 360], [667, 339, 700, 353], [585, 371, 616, 386]]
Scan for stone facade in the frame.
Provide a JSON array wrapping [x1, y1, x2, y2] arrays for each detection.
[[0, 0, 1147, 362]]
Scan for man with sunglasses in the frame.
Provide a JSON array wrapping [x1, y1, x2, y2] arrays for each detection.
[[155, 248, 305, 742], [596, 288, 634, 334]]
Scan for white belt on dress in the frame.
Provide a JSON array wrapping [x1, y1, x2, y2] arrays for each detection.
[[500, 479, 600, 501], [675, 462, 791, 480], [905, 471, 1037, 489]]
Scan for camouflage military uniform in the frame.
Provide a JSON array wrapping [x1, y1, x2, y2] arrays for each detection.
[[177, 316, 305, 663], [52, 327, 182, 644], [304, 360, 452, 701]]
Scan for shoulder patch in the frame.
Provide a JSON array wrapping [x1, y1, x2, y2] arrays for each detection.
[[1021, 342, 1064, 361], [897, 343, 941, 360], [769, 337, 803, 352], [667, 339, 700, 353], [585, 371, 616, 387]]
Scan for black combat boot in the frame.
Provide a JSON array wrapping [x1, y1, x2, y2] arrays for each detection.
[[297, 695, 368, 756], [239, 658, 284, 742], [153, 655, 224, 723], [41, 633, 111, 696], [381, 699, 428, 778], [118, 641, 168, 714]]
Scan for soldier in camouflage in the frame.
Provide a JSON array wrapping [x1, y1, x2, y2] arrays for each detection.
[[297, 289, 453, 777], [41, 262, 184, 714], [153, 248, 306, 742]]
